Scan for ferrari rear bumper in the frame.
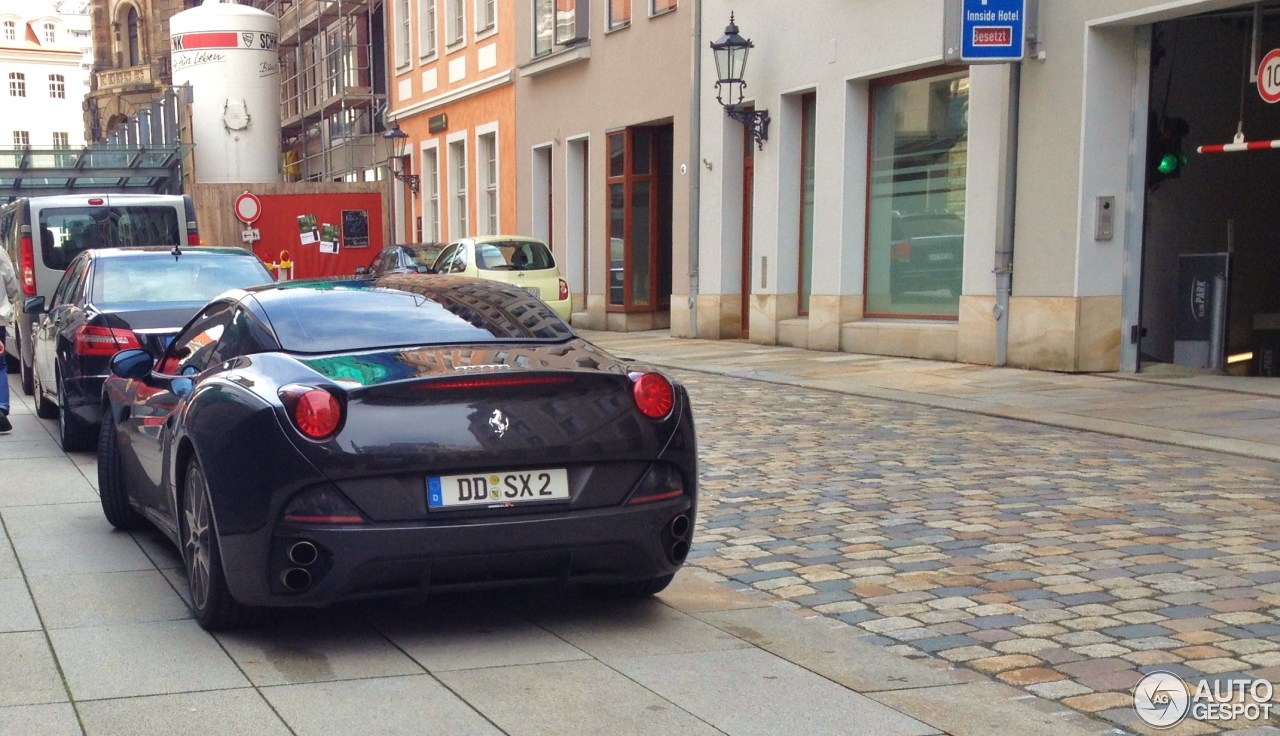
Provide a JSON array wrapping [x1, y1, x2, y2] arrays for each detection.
[[217, 496, 695, 606]]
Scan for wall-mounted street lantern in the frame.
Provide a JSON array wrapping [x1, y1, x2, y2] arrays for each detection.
[[710, 13, 770, 150], [382, 121, 420, 196]]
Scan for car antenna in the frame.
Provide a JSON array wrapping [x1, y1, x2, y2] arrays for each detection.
[[171, 244, 182, 261]]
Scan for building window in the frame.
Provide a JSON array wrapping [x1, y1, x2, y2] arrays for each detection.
[[2, 21, 14, 41], [865, 68, 968, 318], [477, 130, 498, 235], [651, 0, 675, 13], [126, 8, 141, 66], [608, 0, 629, 29], [448, 138, 468, 239], [477, 0, 495, 32], [53, 132, 69, 148], [555, 0, 587, 44], [423, 145, 440, 241], [447, 0, 465, 44], [13, 131, 29, 147], [395, 0, 411, 67], [49, 74, 66, 99], [532, 0, 553, 56], [797, 92, 815, 316], [9, 72, 25, 97], [606, 127, 668, 311], [419, 0, 437, 57], [42, 22, 55, 43]]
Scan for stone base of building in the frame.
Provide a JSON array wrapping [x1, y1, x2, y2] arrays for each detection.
[[612, 292, 1123, 373]]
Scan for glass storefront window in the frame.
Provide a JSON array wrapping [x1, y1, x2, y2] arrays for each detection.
[[865, 69, 968, 318]]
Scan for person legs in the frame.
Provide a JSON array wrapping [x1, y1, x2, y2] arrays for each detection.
[[0, 325, 11, 433]]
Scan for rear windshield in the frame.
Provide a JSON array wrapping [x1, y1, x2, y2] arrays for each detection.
[[257, 283, 573, 353], [91, 255, 272, 306], [473, 240, 556, 272], [41, 206, 182, 270]]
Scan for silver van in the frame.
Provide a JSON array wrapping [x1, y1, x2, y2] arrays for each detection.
[[0, 193, 199, 395]]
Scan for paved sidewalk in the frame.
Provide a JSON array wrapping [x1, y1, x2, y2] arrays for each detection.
[[578, 331, 1280, 463]]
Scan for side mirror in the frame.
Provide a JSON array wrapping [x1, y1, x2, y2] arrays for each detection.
[[171, 377, 194, 399], [109, 349, 154, 380], [355, 267, 369, 275], [23, 296, 45, 314]]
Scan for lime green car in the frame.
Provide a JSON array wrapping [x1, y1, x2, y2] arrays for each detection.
[[430, 236, 571, 320]]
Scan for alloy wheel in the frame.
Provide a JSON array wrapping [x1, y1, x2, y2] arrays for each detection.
[[183, 468, 212, 611]]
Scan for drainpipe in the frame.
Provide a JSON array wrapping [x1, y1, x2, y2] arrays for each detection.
[[995, 62, 1021, 367], [688, 0, 702, 339]]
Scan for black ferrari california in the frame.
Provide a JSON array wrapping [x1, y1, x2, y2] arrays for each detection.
[[97, 274, 697, 629]]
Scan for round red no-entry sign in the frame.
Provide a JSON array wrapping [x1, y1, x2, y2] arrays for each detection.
[[1259, 49, 1280, 104], [234, 191, 262, 224]]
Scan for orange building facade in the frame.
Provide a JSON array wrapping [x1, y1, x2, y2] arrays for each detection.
[[386, 0, 516, 247]]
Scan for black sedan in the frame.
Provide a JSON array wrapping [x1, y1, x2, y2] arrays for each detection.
[[97, 274, 697, 629], [25, 246, 274, 451]]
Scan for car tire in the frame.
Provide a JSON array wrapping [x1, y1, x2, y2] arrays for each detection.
[[33, 370, 57, 419], [181, 458, 252, 630], [56, 372, 95, 452], [98, 411, 143, 530], [18, 328, 33, 396], [583, 573, 675, 599]]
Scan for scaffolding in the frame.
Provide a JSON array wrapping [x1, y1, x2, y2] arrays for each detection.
[[254, 0, 386, 184]]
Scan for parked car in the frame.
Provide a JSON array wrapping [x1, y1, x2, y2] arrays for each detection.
[[24, 246, 273, 451], [889, 210, 964, 299], [431, 236, 572, 320], [0, 193, 200, 395], [354, 243, 444, 277], [97, 273, 697, 629]]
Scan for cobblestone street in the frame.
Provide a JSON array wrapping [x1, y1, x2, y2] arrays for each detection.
[[673, 368, 1280, 734]]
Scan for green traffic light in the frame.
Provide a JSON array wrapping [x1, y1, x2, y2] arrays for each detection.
[[1158, 153, 1181, 175]]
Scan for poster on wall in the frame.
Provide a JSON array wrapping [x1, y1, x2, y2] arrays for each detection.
[[297, 214, 319, 246], [319, 223, 339, 254], [342, 210, 370, 248]]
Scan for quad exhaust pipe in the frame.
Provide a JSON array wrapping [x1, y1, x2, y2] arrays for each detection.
[[288, 540, 319, 566], [281, 567, 312, 592], [666, 514, 692, 564]]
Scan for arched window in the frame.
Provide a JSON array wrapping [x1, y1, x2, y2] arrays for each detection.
[[126, 7, 140, 66]]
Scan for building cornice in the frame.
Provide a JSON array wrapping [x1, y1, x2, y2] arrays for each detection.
[[390, 69, 512, 120]]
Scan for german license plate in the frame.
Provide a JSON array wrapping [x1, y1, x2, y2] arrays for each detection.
[[928, 252, 954, 261], [428, 469, 569, 509]]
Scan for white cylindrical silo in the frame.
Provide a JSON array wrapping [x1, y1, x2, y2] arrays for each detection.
[[171, 0, 281, 183]]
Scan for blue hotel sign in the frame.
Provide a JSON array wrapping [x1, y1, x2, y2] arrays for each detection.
[[945, 0, 1028, 63]]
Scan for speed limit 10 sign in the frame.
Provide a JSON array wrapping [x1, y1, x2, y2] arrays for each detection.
[[1259, 49, 1280, 104]]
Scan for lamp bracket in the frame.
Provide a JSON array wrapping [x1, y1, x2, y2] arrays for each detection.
[[726, 105, 770, 150], [394, 171, 420, 196]]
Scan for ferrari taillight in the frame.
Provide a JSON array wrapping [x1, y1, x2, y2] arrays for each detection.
[[630, 372, 674, 419], [280, 385, 344, 440], [19, 235, 35, 295], [558, 278, 570, 301], [74, 325, 142, 356]]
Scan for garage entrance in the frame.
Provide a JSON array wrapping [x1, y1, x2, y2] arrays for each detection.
[[1139, 4, 1280, 376]]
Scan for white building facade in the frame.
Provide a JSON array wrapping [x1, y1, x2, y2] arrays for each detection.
[[688, 0, 1280, 375], [0, 0, 90, 152]]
